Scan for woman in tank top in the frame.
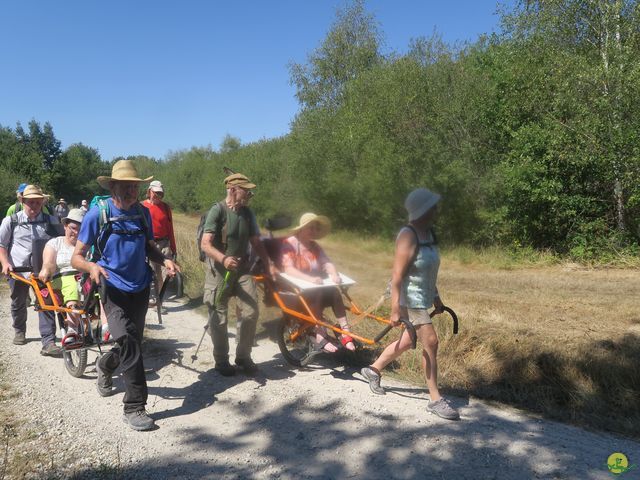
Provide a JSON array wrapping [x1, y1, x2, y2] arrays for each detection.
[[360, 188, 459, 420]]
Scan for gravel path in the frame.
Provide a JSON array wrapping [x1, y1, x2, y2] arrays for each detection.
[[1, 291, 638, 479]]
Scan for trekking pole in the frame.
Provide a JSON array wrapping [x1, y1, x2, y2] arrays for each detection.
[[191, 323, 209, 363]]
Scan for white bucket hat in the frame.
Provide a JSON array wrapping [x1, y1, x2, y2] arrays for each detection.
[[149, 180, 164, 193], [405, 188, 441, 221], [62, 208, 85, 225]]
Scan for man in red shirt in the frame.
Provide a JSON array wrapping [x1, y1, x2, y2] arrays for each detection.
[[143, 180, 177, 299]]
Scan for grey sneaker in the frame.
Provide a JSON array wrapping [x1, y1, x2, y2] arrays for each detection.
[[427, 398, 460, 420], [96, 355, 114, 397], [40, 343, 62, 357], [361, 367, 385, 395], [122, 410, 155, 431], [13, 331, 26, 345]]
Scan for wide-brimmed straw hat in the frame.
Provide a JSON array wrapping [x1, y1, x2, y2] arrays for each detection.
[[97, 160, 153, 190], [405, 188, 441, 221], [291, 213, 331, 239], [62, 208, 85, 225], [22, 185, 49, 200]]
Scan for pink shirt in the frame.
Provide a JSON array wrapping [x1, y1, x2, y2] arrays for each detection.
[[281, 235, 330, 276]]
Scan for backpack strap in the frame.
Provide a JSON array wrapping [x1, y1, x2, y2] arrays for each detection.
[[217, 201, 229, 251], [93, 199, 150, 262], [402, 224, 436, 277]]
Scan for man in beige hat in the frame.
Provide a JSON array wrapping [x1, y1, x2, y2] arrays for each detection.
[[0, 185, 63, 356], [142, 180, 176, 301], [71, 160, 179, 431], [201, 172, 276, 376], [54, 198, 69, 220]]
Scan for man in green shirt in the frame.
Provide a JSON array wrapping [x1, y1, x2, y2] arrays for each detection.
[[200, 173, 275, 376]]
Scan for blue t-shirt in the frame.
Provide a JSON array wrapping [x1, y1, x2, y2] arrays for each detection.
[[78, 198, 154, 293]]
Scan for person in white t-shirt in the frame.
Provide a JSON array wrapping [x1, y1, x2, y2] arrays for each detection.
[[38, 208, 85, 345]]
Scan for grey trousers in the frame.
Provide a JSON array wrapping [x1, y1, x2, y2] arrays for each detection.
[[9, 277, 56, 346], [203, 259, 259, 364]]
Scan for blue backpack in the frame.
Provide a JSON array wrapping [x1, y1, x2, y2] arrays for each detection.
[[89, 196, 150, 262]]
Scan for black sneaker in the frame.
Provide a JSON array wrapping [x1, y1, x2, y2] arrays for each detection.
[[214, 361, 236, 377], [40, 343, 62, 357], [122, 410, 155, 431], [96, 354, 114, 397], [13, 332, 26, 345], [235, 357, 259, 376]]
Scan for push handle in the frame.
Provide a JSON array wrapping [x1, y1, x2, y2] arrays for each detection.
[[373, 317, 418, 349], [11, 266, 33, 273], [430, 306, 459, 334]]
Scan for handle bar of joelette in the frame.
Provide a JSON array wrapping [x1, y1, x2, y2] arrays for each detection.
[[373, 318, 417, 348]]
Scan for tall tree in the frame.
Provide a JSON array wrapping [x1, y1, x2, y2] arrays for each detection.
[[289, 0, 383, 110], [502, 0, 640, 236]]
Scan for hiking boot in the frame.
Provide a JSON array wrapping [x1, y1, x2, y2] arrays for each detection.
[[235, 357, 259, 376], [361, 367, 385, 395], [427, 398, 460, 421], [13, 331, 26, 345], [122, 410, 155, 431], [95, 355, 114, 397], [214, 361, 236, 377], [40, 343, 62, 357]]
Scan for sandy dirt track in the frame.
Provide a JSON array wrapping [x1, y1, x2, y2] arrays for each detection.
[[1, 291, 638, 480]]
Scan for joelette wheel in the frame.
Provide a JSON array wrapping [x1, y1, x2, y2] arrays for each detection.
[[277, 316, 313, 367], [63, 349, 88, 378]]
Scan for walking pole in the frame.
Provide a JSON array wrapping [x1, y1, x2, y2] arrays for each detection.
[[192, 270, 231, 363], [191, 324, 209, 363]]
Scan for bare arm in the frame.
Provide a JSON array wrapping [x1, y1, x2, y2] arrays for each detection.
[[0, 246, 12, 275], [71, 240, 109, 285], [322, 261, 341, 284], [201, 232, 239, 271], [390, 230, 415, 325], [37, 245, 58, 282], [147, 239, 179, 276]]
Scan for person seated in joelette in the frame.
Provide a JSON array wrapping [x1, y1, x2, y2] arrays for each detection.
[[281, 213, 355, 353], [38, 208, 85, 345]]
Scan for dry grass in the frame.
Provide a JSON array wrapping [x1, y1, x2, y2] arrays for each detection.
[[173, 212, 640, 438], [322, 236, 640, 439]]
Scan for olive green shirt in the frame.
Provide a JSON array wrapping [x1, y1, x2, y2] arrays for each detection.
[[203, 202, 259, 258]]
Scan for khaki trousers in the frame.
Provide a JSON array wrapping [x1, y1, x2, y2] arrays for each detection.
[[203, 258, 259, 363]]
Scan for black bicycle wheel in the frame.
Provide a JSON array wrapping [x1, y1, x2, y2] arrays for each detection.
[[63, 349, 88, 378], [277, 316, 313, 367]]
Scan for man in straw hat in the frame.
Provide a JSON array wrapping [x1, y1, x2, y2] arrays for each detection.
[[54, 198, 69, 220], [0, 185, 63, 356], [201, 172, 276, 376], [71, 159, 179, 431]]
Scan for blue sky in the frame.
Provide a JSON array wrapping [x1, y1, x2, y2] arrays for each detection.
[[1, 1, 510, 161]]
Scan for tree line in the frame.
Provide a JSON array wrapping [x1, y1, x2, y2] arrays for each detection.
[[2, 0, 639, 260]]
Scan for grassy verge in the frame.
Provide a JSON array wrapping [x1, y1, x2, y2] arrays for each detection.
[[174, 212, 640, 439]]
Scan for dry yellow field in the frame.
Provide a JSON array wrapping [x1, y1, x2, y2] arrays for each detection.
[[173, 213, 640, 438]]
